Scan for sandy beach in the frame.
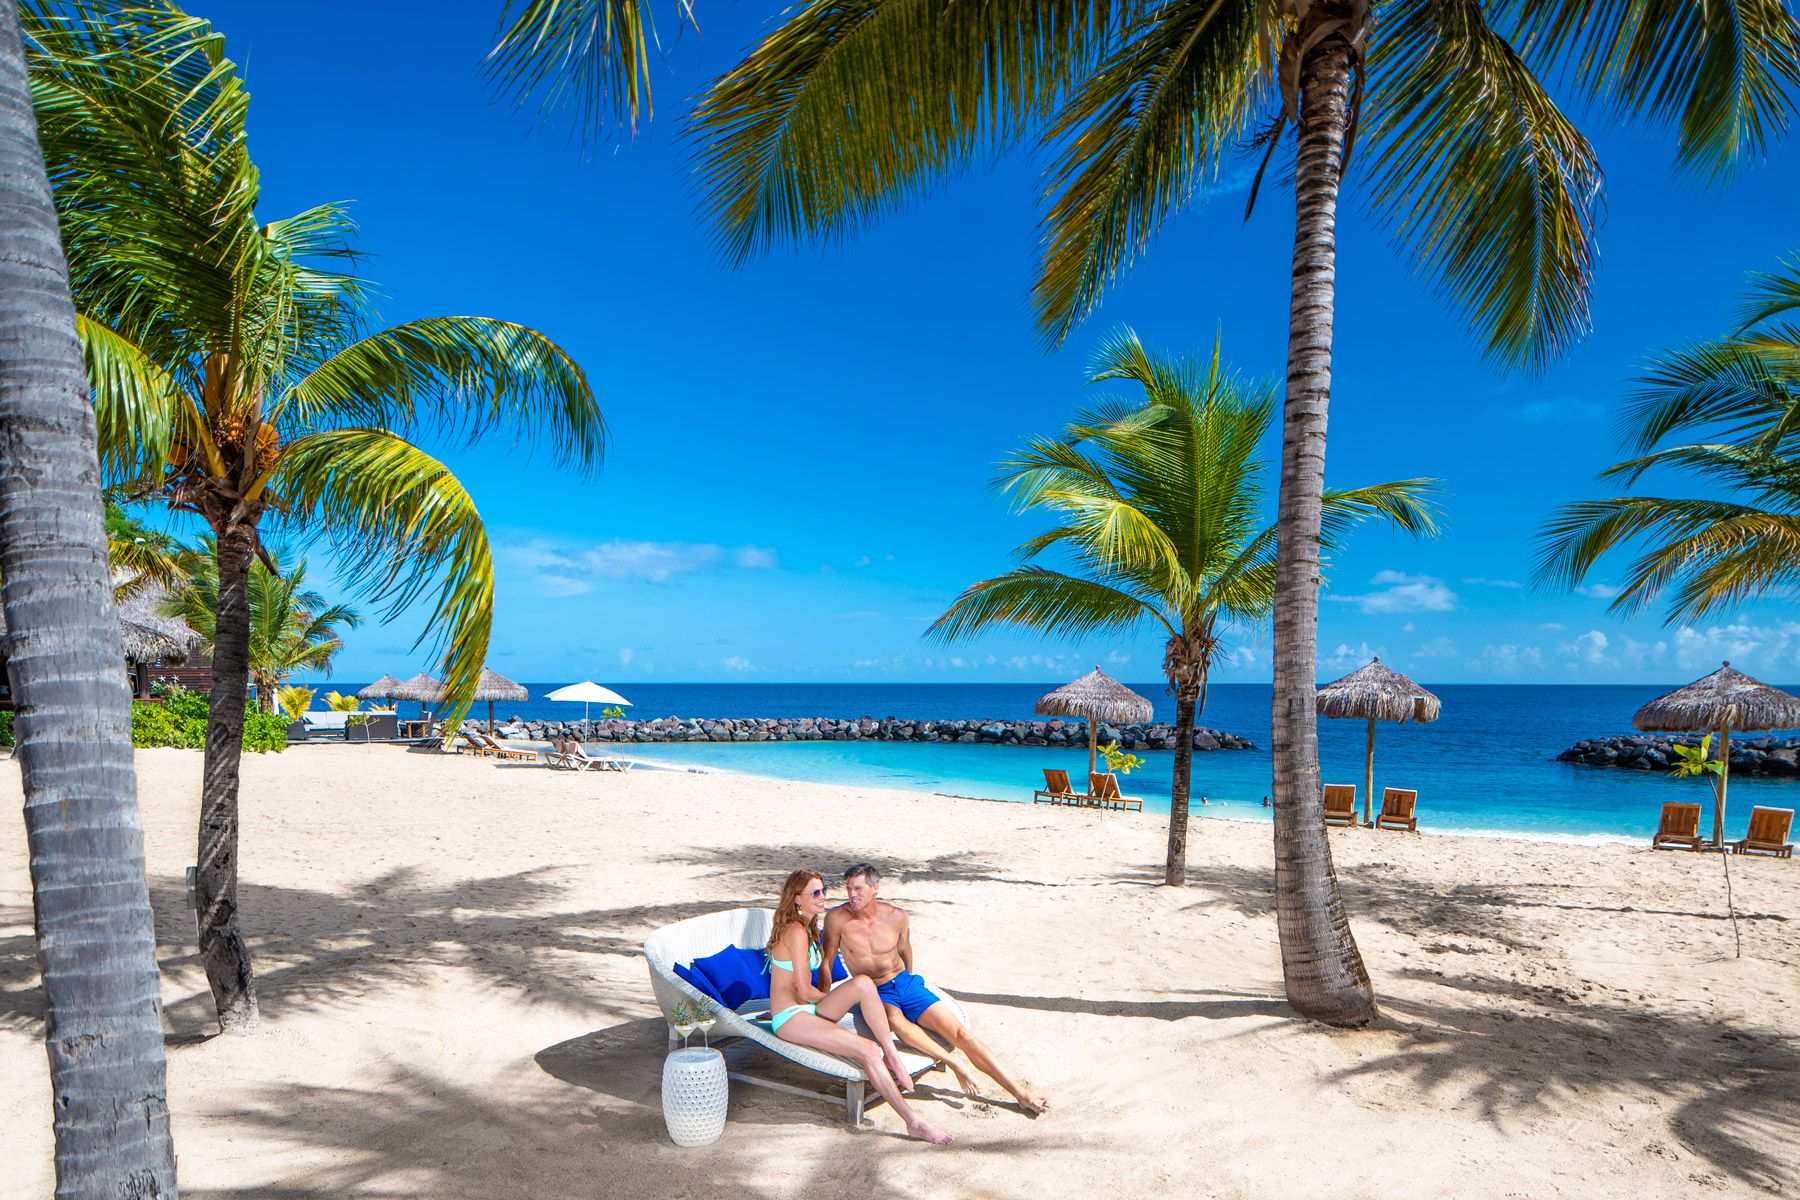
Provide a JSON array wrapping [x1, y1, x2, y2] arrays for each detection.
[[3, 745, 1797, 1198]]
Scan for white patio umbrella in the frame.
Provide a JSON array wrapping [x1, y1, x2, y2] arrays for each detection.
[[545, 681, 633, 725]]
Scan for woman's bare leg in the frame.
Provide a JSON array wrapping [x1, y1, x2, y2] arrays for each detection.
[[815, 977, 911, 1092], [777, 1012, 952, 1145]]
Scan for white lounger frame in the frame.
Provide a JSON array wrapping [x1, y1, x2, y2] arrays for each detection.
[[644, 907, 963, 1125]]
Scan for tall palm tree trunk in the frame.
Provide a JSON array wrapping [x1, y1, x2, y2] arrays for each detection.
[[1270, 6, 1376, 1027], [1166, 690, 1198, 886], [0, 8, 178, 1194], [195, 519, 259, 1033]]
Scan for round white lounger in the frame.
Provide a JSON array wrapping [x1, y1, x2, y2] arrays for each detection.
[[643, 907, 968, 1126]]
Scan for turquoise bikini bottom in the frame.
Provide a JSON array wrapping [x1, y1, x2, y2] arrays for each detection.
[[769, 1002, 817, 1034]]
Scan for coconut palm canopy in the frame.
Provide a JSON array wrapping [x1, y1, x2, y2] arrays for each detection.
[[472, 669, 528, 702], [1316, 658, 1442, 724], [356, 674, 404, 700], [1035, 668, 1154, 724], [1634, 663, 1800, 734], [390, 672, 446, 704]]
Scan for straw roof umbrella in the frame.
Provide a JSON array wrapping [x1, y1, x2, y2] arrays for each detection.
[[471, 668, 528, 733], [390, 672, 445, 720], [1316, 658, 1441, 826], [1036, 667, 1154, 781], [356, 674, 404, 702], [1633, 662, 1800, 849]]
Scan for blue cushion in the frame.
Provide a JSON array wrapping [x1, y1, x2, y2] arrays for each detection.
[[672, 961, 723, 1005], [692, 946, 771, 1009], [829, 954, 848, 983]]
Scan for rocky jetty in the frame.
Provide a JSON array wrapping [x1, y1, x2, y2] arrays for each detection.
[[496, 714, 1255, 752], [1557, 734, 1800, 776]]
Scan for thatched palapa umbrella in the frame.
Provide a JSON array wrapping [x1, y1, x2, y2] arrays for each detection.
[[356, 674, 404, 704], [1316, 658, 1441, 826], [1036, 667, 1154, 781], [390, 672, 445, 720], [472, 668, 528, 733], [1633, 662, 1800, 849]]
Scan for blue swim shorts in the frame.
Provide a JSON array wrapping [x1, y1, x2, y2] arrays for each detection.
[[876, 971, 943, 1023]]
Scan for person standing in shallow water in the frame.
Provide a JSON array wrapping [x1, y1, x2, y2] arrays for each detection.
[[764, 869, 954, 1145], [822, 862, 1050, 1115]]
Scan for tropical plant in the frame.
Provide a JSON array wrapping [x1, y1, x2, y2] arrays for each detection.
[[929, 330, 1437, 884], [163, 540, 363, 712], [1668, 734, 1743, 956], [105, 495, 185, 602], [1097, 740, 1144, 776], [277, 684, 315, 721], [674, 0, 1800, 1027], [0, 5, 175, 1192], [1537, 257, 1800, 619], [28, 2, 606, 1033], [322, 689, 361, 712]]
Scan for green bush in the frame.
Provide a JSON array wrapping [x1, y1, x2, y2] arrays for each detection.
[[0, 710, 14, 747], [133, 682, 288, 753]]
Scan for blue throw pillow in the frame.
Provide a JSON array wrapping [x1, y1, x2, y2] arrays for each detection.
[[672, 961, 723, 1005], [829, 954, 848, 983], [692, 945, 771, 1009]]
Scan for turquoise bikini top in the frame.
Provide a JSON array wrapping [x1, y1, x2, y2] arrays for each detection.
[[767, 941, 822, 975]]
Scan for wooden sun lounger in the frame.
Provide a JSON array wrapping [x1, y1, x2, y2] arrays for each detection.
[[1732, 806, 1794, 858], [477, 731, 538, 761], [457, 728, 494, 756], [1087, 772, 1142, 812], [1033, 768, 1088, 805], [1374, 787, 1418, 832], [1651, 801, 1704, 851], [1323, 784, 1357, 827]]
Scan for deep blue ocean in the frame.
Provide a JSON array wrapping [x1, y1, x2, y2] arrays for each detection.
[[311, 682, 1800, 844]]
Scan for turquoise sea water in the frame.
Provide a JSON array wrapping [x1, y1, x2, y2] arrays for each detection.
[[322, 682, 1800, 843]]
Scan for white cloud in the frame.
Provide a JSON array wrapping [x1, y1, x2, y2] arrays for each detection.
[[1577, 583, 1621, 600], [1476, 642, 1545, 673], [1329, 571, 1457, 615], [1401, 622, 1416, 633], [1462, 577, 1524, 589], [1561, 629, 1610, 667], [1324, 641, 1384, 670], [854, 555, 872, 567], [852, 658, 880, 669], [734, 545, 779, 570], [617, 648, 634, 665], [719, 655, 753, 672], [1221, 646, 1258, 669], [1413, 637, 1458, 659], [1104, 651, 1131, 667], [1540, 622, 1567, 631], [1671, 621, 1800, 672]]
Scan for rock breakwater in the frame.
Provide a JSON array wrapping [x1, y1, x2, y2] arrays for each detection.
[[499, 715, 1255, 751], [1557, 734, 1800, 776]]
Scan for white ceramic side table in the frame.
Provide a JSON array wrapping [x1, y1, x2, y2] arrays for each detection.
[[661, 1047, 728, 1147]]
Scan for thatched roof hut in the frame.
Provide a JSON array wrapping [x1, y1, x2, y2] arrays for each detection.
[[390, 672, 445, 704], [357, 674, 404, 701], [0, 575, 203, 664], [1633, 662, 1800, 734], [470, 668, 527, 732], [1632, 662, 1800, 849], [1316, 658, 1441, 826], [1036, 668, 1154, 778]]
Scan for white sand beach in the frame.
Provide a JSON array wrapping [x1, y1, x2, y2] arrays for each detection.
[[3, 746, 1797, 1199]]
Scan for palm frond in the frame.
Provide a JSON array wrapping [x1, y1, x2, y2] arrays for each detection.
[[1362, 0, 1601, 369], [486, 0, 664, 134], [1736, 254, 1800, 330], [1623, 337, 1796, 452], [927, 565, 1170, 644], [1032, 0, 1268, 344], [79, 314, 199, 485], [1318, 479, 1443, 548], [691, 0, 1127, 265]]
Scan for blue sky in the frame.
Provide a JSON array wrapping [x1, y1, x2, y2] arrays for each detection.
[[190, 0, 1800, 685]]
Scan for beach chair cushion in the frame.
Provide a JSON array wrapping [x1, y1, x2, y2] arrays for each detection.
[[672, 961, 720, 1003], [692, 945, 771, 1008]]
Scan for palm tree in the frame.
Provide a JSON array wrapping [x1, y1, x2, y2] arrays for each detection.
[[673, 1, 1800, 1026], [163, 540, 362, 710], [931, 330, 1437, 884], [1537, 257, 1800, 617], [28, 3, 607, 1033], [0, 4, 176, 1195]]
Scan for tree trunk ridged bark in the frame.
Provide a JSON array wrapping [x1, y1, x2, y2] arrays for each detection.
[[1271, 9, 1377, 1028], [1165, 692, 1198, 886], [0, 8, 178, 1195], [196, 520, 258, 1033]]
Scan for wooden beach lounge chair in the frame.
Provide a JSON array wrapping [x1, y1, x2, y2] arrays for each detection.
[[645, 908, 968, 1127], [458, 728, 495, 757], [476, 731, 538, 762], [1033, 768, 1087, 806], [1088, 772, 1143, 812], [1733, 806, 1794, 858], [1323, 784, 1357, 827], [1651, 802, 1704, 851], [1374, 787, 1419, 832], [547, 738, 628, 772]]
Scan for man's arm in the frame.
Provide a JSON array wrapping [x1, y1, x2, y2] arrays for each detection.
[[819, 908, 845, 992], [896, 908, 915, 974]]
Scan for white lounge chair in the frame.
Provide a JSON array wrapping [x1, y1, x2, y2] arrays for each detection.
[[644, 908, 966, 1126], [549, 738, 630, 772]]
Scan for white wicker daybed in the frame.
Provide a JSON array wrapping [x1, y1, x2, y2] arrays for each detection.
[[644, 907, 966, 1126]]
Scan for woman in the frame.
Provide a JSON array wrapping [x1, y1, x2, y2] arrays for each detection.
[[766, 869, 953, 1145]]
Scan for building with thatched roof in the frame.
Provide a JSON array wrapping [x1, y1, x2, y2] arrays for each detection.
[[0, 573, 208, 705]]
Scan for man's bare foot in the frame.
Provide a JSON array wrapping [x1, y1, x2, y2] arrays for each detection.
[[1013, 1090, 1050, 1115], [948, 1064, 979, 1095], [907, 1118, 954, 1145]]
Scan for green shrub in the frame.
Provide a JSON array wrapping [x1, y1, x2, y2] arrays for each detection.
[[0, 710, 14, 747], [132, 686, 288, 753], [242, 708, 289, 753]]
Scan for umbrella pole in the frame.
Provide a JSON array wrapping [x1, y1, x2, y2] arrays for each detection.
[[487, 700, 494, 735], [1087, 721, 1097, 785], [1714, 725, 1731, 849], [1364, 717, 1376, 827]]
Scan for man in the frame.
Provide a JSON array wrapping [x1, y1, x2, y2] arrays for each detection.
[[821, 862, 1049, 1114]]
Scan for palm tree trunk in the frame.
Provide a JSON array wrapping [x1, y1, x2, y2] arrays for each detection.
[[1166, 691, 1198, 886], [196, 519, 259, 1033], [0, 8, 178, 1193], [1270, 4, 1376, 1028]]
